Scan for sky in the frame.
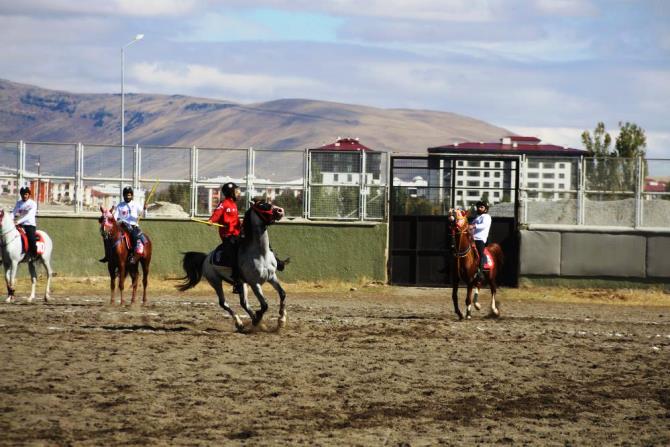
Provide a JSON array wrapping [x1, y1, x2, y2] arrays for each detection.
[[1, 0, 669, 161]]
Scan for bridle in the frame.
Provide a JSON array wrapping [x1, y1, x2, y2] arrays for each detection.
[[251, 202, 284, 225], [448, 209, 472, 258]]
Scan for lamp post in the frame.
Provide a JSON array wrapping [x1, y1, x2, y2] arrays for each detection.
[[121, 33, 144, 201]]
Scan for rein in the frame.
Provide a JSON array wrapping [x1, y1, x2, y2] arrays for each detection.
[[252, 204, 276, 224]]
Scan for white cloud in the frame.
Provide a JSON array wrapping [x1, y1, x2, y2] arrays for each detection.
[[531, 0, 598, 17], [0, 0, 200, 17], [129, 62, 327, 101]]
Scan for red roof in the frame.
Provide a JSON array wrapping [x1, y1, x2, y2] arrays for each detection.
[[428, 136, 586, 156], [644, 178, 667, 193], [311, 138, 372, 152]]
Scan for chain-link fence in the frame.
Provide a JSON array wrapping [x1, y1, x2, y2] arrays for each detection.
[[520, 155, 670, 229], [0, 141, 387, 221]]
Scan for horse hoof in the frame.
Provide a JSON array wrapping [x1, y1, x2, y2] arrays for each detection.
[[278, 316, 287, 328], [474, 303, 481, 311]]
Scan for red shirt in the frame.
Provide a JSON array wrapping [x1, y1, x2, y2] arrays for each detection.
[[209, 197, 241, 241]]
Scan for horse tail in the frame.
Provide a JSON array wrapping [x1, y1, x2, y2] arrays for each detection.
[[175, 251, 207, 292]]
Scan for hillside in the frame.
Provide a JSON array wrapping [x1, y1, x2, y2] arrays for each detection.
[[0, 79, 510, 153]]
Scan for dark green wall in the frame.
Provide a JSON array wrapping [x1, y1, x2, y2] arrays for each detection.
[[38, 217, 388, 282]]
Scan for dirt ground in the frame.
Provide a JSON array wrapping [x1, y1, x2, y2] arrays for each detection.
[[1, 278, 669, 446]]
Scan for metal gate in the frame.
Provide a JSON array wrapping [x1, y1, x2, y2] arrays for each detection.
[[389, 155, 520, 287]]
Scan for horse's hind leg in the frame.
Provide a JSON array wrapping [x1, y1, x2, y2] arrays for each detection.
[[4, 262, 16, 303], [465, 285, 474, 320], [207, 277, 244, 331], [246, 283, 268, 326], [140, 259, 150, 306], [129, 267, 139, 305], [40, 255, 53, 302], [27, 261, 37, 302], [489, 278, 500, 317], [268, 276, 287, 327]]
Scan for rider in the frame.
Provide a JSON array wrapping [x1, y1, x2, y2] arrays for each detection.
[[469, 200, 491, 280], [208, 182, 243, 294], [114, 186, 147, 264], [13, 186, 38, 260]]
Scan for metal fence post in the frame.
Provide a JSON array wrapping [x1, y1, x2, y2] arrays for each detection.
[[360, 150, 367, 220], [578, 156, 585, 225], [304, 149, 311, 219], [635, 155, 642, 228], [190, 145, 197, 217], [18, 140, 25, 188], [75, 142, 83, 213], [520, 154, 528, 224], [246, 147, 253, 203], [133, 144, 140, 191]]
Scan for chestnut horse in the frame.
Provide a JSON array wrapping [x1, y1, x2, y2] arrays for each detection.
[[99, 206, 152, 305], [447, 208, 504, 320]]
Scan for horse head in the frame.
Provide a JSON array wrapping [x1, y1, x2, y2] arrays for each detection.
[[99, 205, 117, 236], [0, 208, 14, 232], [250, 200, 284, 225]]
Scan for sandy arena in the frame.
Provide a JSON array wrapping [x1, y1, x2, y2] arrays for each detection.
[[1, 279, 669, 446]]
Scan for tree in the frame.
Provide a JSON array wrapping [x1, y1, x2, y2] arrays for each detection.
[[582, 122, 613, 192], [614, 121, 647, 191]]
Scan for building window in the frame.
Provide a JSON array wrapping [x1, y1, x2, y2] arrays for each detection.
[[494, 172, 501, 178], [468, 160, 480, 167], [528, 172, 539, 178], [467, 181, 479, 187], [457, 171, 463, 176], [483, 181, 490, 187], [494, 162, 501, 168], [457, 161, 464, 166], [558, 173, 565, 179], [483, 162, 490, 168], [483, 172, 490, 178], [559, 184, 566, 189], [542, 183, 553, 189], [333, 174, 339, 181], [467, 171, 480, 177], [456, 190, 462, 195], [529, 161, 539, 169], [543, 173, 555, 179], [494, 182, 500, 188], [467, 190, 479, 197], [493, 192, 500, 197], [558, 163, 565, 168], [457, 180, 463, 186]]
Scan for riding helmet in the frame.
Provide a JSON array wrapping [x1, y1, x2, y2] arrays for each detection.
[[221, 182, 239, 198], [19, 186, 31, 196], [123, 186, 134, 196], [475, 200, 489, 211]]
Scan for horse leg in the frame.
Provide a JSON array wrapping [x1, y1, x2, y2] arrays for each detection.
[[237, 283, 259, 324], [27, 260, 37, 302], [208, 278, 244, 331], [465, 285, 474, 320], [489, 276, 500, 317], [268, 276, 287, 327], [140, 259, 149, 306], [246, 284, 269, 326], [118, 264, 126, 306], [8, 261, 19, 303], [108, 264, 116, 305], [40, 255, 53, 302], [451, 284, 463, 320], [129, 267, 139, 305], [4, 262, 15, 303]]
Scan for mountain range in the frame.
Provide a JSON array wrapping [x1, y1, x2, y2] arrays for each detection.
[[0, 78, 510, 153]]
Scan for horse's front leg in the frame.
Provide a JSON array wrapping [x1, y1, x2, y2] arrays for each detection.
[[118, 263, 126, 306], [41, 256, 53, 302], [246, 283, 269, 326], [451, 274, 463, 320], [108, 264, 116, 305], [267, 276, 287, 327], [489, 278, 500, 317], [140, 259, 150, 306], [129, 267, 139, 305], [27, 260, 37, 302], [4, 262, 15, 303], [465, 285, 474, 320]]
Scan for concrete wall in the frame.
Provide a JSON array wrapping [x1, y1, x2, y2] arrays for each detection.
[[520, 228, 670, 280], [35, 217, 388, 282]]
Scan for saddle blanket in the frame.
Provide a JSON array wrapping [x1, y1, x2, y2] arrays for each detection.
[[212, 245, 235, 268], [18, 228, 46, 255]]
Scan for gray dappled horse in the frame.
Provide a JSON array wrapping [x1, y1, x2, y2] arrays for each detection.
[[0, 208, 54, 303], [177, 201, 287, 331]]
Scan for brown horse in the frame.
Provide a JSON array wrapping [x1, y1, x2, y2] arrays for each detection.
[[447, 208, 504, 320], [99, 206, 152, 305]]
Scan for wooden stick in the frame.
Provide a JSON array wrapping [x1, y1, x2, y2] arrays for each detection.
[[190, 217, 224, 228], [137, 180, 159, 224]]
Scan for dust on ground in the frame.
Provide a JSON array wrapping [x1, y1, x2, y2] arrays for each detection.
[[1, 278, 669, 446]]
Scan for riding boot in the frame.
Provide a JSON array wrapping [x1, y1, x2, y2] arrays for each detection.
[[99, 240, 109, 263]]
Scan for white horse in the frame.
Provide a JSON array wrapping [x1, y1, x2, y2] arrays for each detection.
[[177, 201, 287, 332], [0, 209, 54, 303]]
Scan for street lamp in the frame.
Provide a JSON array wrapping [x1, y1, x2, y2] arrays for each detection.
[[121, 33, 144, 200]]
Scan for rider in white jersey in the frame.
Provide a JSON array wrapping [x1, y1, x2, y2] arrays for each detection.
[[13, 186, 38, 259], [469, 200, 491, 280], [114, 186, 147, 263]]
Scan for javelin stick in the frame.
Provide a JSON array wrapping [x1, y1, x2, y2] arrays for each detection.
[[191, 217, 225, 228], [137, 180, 159, 224]]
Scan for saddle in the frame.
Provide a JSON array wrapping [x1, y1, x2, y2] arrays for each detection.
[[211, 242, 237, 268], [17, 227, 45, 256], [471, 243, 494, 270]]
